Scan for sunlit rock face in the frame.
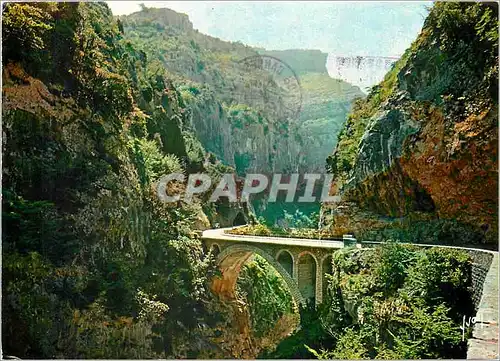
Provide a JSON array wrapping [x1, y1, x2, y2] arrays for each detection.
[[326, 54, 398, 92], [322, 3, 498, 245]]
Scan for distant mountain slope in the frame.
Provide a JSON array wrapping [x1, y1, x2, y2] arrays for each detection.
[[257, 48, 329, 75], [297, 71, 363, 171], [257, 49, 364, 172], [120, 8, 363, 175]]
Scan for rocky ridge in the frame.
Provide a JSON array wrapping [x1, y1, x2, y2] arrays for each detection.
[[323, 2, 498, 245]]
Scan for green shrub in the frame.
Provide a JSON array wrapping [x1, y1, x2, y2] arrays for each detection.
[[271, 245, 473, 359], [236, 256, 294, 337]]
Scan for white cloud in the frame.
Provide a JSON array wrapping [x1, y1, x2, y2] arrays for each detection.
[[105, 1, 430, 56]]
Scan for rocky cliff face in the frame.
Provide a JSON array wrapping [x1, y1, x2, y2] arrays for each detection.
[[120, 10, 363, 176], [324, 2, 498, 245], [124, 6, 194, 33], [296, 71, 363, 172], [184, 88, 307, 175]]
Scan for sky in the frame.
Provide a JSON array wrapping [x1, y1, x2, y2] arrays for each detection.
[[106, 1, 432, 57]]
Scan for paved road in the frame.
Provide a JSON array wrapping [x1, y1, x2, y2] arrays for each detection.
[[202, 227, 344, 249], [202, 227, 498, 253]]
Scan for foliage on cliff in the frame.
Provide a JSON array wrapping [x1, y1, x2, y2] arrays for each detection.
[[118, 6, 295, 166], [236, 255, 295, 337], [266, 244, 473, 359], [1, 2, 228, 358], [325, 2, 498, 244]]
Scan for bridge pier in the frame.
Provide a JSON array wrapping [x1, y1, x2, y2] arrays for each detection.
[[292, 256, 299, 284], [297, 253, 317, 304], [316, 260, 323, 305]]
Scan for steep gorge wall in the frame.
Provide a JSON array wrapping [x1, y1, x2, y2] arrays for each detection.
[[121, 10, 363, 176], [184, 49, 364, 175], [185, 90, 306, 175], [324, 2, 498, 245]]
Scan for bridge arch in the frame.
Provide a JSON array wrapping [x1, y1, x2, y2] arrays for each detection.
[[276, 249, 294, 277], [210, 243, 221, 258], [297, 251, 318, 304], [213, 244, 304, 305], [232, 212, 247, 226]]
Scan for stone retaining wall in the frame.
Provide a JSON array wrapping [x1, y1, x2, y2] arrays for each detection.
[[465, 250, 494, 311], [467, 253, 498, 360]]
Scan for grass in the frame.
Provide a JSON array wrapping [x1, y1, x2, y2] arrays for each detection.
[[226, 224, 343, 240]]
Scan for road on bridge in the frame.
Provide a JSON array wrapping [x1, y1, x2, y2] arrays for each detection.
[[202, 227, 345, 249]]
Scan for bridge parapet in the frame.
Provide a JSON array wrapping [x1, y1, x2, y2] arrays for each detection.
[[203, 228, 344, 305]]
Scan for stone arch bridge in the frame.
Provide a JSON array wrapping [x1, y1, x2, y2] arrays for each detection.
[[202, 227, 499, 359], [202, 227, 350, 305]]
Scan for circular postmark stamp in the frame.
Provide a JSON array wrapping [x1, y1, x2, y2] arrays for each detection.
[[236, 55, 302, 120]]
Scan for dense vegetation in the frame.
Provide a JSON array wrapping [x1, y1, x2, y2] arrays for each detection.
[[119, 7, 363, 224], [236, 255, 296, 338], [2, 2, 496, 360], [1, 3, 229, 358], [266, 244, 474, 359], [228, 211, 330, 239], [0, 3, 334, 358], [119, 6, 297, 164]]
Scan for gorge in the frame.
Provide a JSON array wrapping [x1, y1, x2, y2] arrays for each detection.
[[1, 1, 498, 360]]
